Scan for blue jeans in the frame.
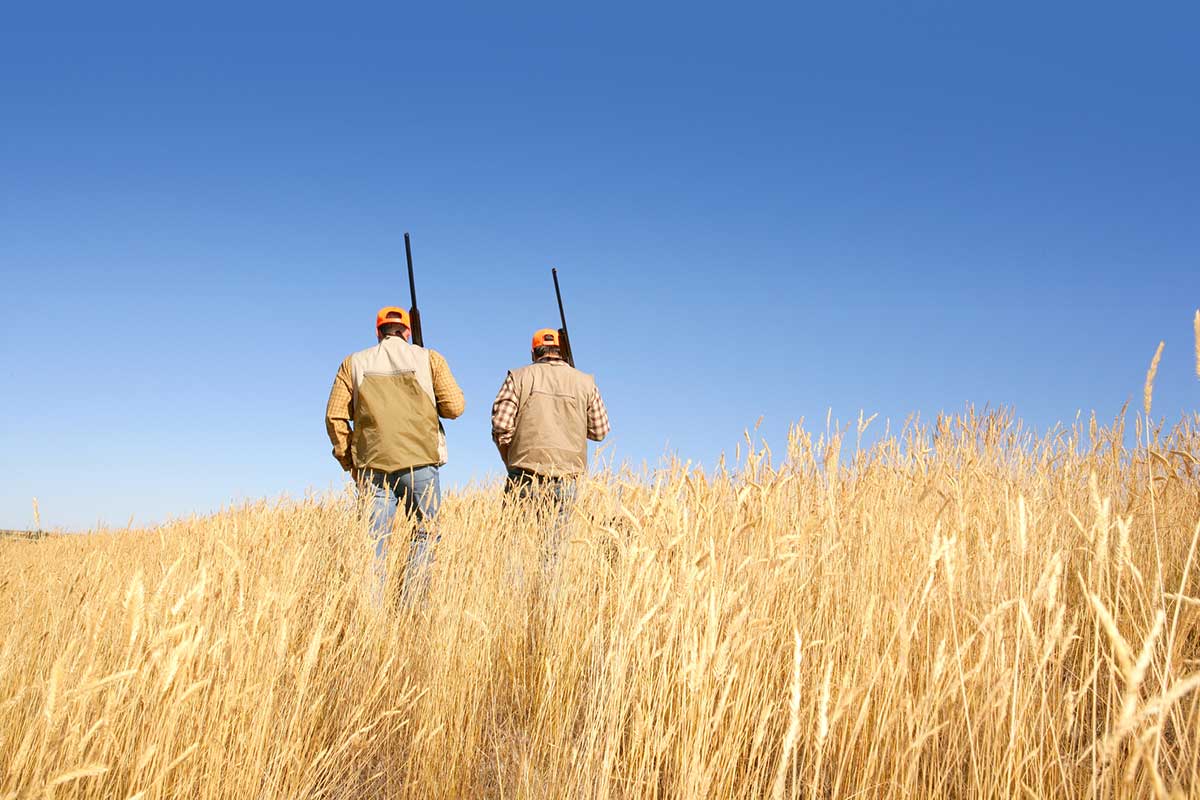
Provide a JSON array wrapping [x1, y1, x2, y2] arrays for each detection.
[[505, 468, 576, 574], [359, 465, 441, 606]]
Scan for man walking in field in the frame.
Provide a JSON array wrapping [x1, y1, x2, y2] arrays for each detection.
[[326, 307, 465, 603], [491, 328, 609, 560]]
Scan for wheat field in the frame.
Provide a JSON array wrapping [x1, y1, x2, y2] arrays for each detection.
[[2, 405, 1199, 799]]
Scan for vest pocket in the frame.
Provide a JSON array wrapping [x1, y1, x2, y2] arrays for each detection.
[[353, 373, 440, 471]]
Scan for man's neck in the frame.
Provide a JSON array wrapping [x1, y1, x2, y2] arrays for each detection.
[[535, 356, 564, 364]]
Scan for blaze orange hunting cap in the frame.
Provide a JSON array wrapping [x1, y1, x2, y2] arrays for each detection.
[[376, 306, 410, 329], [532, 328, 560, 349]]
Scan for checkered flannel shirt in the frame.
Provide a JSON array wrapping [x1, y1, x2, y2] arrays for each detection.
[[325, 348, 465, 471], [491, 358, 610, 448]]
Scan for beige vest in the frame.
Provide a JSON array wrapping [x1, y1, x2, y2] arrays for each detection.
[[506, 361, 596, 478], [349, 337, 447, 472]]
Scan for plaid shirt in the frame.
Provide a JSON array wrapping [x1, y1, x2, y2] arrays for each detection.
[[491, 358, 610, 449], [325, 346, 464, 471]]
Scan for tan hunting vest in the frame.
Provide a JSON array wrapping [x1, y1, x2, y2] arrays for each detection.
[[506, 361, 596, 478], [349, 337, 447, 472]]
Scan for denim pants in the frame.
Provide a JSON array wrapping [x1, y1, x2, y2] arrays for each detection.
[[359, 465, 441, 605], [505, 468, 576, 574]]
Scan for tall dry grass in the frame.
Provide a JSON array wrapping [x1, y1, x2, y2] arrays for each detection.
[[3, 407, 1200, 799]]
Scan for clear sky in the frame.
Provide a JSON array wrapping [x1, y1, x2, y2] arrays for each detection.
[[2, 4, 1197, 530]]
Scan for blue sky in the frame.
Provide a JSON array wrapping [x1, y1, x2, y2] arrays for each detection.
[[2, 5, 1197, 529]]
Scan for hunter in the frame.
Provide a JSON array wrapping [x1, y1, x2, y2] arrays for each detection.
[[491, 328, 610, 517], [325, 306, 465, 602]]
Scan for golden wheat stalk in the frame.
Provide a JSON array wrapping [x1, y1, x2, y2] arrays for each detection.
[[1143, 340, 1164, 416], [771, 630, 803, 800], [1193, 310, 1199, 379]]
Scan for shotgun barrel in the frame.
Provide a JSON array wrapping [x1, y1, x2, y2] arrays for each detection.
[[552, 267, 575, 367], [404, 232, 424, 347]]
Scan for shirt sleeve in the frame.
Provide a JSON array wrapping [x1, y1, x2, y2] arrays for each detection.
[[586, 382, 610, 442], [491, 372, 519, 447], [428, 350, 466, 419], [325, 357, 355, 471]]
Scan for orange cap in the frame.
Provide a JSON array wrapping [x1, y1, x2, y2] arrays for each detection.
[[376, 306, 410, 330], [532, 328, 560, 349]]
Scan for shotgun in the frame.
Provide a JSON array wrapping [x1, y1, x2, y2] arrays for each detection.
[[403, 232, 424, 347], [551, 267, 575, 367]]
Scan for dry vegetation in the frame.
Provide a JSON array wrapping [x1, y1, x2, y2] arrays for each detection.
[[3, 405, 1200, 798]]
